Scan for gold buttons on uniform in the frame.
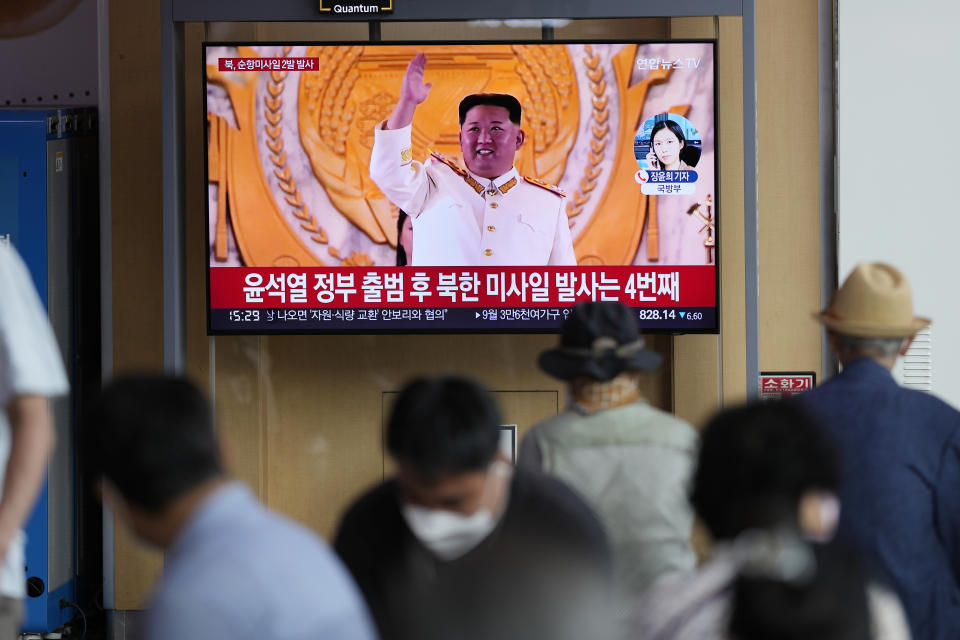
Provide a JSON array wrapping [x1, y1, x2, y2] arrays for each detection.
[[484, 249, 493, 257], [487, 225, 495, 232], [489, 202, 499, 209]]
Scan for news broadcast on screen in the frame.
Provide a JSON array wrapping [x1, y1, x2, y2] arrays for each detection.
[[205, 41, 718, 333]]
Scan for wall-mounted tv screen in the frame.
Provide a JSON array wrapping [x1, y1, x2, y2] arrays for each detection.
[[205, 40, 718, 333]]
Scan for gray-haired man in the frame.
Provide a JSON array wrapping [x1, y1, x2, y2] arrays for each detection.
[[801, 262, 960, 640]]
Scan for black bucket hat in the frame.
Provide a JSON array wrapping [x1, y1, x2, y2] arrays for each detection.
[[538, 302, 663, 381]]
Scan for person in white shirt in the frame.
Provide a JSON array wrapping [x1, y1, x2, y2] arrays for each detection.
[[369, 52, 577, 267], [0, 244, 68, 637]]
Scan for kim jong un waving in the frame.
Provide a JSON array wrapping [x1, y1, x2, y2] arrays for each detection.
[[369, 52, 578, 267]]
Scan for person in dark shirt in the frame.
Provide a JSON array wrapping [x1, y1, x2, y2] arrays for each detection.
[[334, 375, 613, 640], [801, 262, 960, 640]]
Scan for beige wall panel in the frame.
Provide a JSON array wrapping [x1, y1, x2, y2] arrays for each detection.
[[668, 16, 721, 428], [207, 21, 368, 42], [112, 529, 161, 612], [185, 22, 209, 390], [206, 22, 257, 41], [495, 390, 560, 443], [668, 16, 716, 38], [248, 332, 673, 541], [717, 16, 747, 404], [256, 21, 368, 41], [260, 335, 388, 540], [110, 0, 165, 609], [673, 335, 719, 429], [756, 0, 821, 379], [555, 18, 668, 39], [641, 335, 673, 412], [255, 334, 563, 540], [214, 335, 266, 499], [110, 4, 164, 376], [381, 21, 540, 41]]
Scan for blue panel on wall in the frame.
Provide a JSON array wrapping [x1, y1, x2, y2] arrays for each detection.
[[0, 156, 19, 246], [0, 110, 54, 632]]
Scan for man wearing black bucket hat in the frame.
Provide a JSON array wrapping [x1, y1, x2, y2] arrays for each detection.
[[519, 302, 699, 631]]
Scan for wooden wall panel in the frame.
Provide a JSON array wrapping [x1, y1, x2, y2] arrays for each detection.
[[213, 335, 265, 498], [668, 16, 716, 38], [185, 22, 209, 391], [211, 331, 671, 542], [668, 17, 724, 429], [261, 335, 391, 540], [555, 18, 669, 39], [756, 0, 822, 379], [382, 21, 540, 40], [109, 0, 165, 610], [717, 15, 747, 405]]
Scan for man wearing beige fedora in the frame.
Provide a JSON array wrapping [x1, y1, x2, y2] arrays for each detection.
[[801, 262, 960, 640]]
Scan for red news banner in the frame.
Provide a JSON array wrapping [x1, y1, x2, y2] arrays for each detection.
[[211, 266, 716, 309], [218, 57, 319, 71]]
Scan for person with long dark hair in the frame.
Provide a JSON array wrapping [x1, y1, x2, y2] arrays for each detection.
[[645, 119, 695, 171]]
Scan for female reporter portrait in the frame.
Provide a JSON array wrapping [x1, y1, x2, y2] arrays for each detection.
[[645, 119, 697, 171]]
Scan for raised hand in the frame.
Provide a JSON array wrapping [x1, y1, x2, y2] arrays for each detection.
[[386, 52, 432, 130], [400, 52, 432, 105]]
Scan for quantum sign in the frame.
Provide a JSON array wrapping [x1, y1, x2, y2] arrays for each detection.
[[319, 0, 393, 15]]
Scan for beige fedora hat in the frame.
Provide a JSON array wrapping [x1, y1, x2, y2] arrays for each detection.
[[816, 262, 931, 338]]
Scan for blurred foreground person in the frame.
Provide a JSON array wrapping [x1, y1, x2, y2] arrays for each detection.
[[802, 262, 960, 640], [86, 376, 377, 640], [729, 539, 872, 640], [519, 302, 697, 629], [634, 401, 909, 640], [335, 376, 613, 640], [0, 244, 68, 637]]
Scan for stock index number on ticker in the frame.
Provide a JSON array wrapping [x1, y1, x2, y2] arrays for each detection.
[[637, 309, 703, 321]]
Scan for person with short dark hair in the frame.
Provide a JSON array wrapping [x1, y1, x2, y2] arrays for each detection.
[[689, 402, 839, 542], [634, 401, 909, 640], [369, 52, 576, 266], [801, 262, 960, 640], [518, 302, 698, 631], [334, 375, 613, 640], [86, 375, 377, 640]]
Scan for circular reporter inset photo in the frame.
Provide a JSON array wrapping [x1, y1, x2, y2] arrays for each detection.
[[634, 113, 702, 172]]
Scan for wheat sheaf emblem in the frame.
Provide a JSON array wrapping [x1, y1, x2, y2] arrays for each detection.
[[263, 47, 341, 259], [566, 44, 609, 228]]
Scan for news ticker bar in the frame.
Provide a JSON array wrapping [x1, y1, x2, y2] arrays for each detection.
[[211, 307, 717, 333]]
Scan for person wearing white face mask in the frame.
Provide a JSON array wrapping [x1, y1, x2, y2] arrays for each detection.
[[334, 376, 615, 640]]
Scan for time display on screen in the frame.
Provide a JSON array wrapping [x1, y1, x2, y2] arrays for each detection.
[[228, 309, 260, 322]]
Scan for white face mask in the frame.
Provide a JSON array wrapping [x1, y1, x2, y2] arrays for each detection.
[[401, 504, 498, 560], [401, 461, 511, 560]]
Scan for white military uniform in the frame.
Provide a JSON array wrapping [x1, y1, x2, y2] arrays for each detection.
[[370, 123, 577, 266]]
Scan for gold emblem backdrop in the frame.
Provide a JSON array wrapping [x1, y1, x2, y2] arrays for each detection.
[[205, 42, 716, 267]]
